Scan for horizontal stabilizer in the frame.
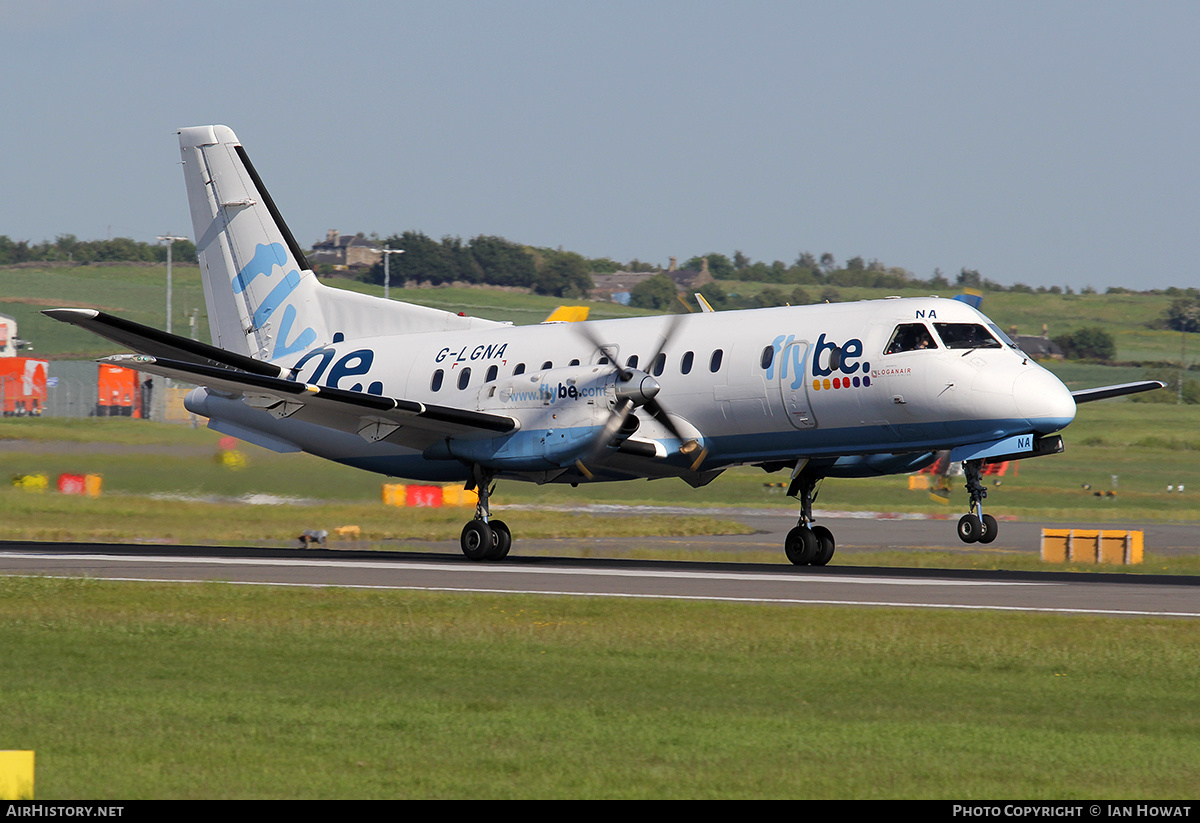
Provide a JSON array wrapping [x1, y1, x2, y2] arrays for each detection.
[[103, 354, 519, 438], [43, 309, 282, 377], [1071, 381, 1166, 404]]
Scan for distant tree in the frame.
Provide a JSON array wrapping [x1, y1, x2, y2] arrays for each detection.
[[1162, 295, 1200, 333], [732, 250, 751, 271], [956, 268, 982, 288], [789, 286, 811, 305], [683, 253, 735, 280], [929, 268, 950, 289], [1052, 327, 1116, 361], [534, 250, 593, 298], [754, 287, 788, 308], [629, 274, 679, 311], [468, 235, 537, 287], [365, 231, 453, 286], [588, 257, 622, 273], [624, 258, 659, 272]]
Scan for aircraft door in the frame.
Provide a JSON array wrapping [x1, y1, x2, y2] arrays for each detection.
[[778, 340, 817, 429]]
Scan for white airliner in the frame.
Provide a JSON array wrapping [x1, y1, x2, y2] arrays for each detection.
[[45, 126, 1162, 564]]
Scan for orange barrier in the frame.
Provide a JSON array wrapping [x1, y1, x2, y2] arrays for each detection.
[[1041, 529, 1143, 564], [383, 484, 478, 508]]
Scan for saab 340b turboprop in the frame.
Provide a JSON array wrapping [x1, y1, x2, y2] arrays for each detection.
[[45, 126, 1163, 564]]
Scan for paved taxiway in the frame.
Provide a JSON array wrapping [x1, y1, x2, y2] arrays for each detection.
[[0, 513, 1197, 617]]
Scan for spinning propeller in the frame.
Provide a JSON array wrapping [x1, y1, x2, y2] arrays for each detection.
[[573, 314, 705, 466]]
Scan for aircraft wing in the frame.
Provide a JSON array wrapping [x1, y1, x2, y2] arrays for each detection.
[[102, 353, 519, 443], [1071, 380, 1166, 404], [43, 308, 282, 377]]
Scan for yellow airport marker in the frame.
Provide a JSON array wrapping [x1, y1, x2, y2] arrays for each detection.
[[0, 751, 34, 800]]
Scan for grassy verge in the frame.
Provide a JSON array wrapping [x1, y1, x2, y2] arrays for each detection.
[[1, 577, 1196, 799], [0, 492, 753, 545]]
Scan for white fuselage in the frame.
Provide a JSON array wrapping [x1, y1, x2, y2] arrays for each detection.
[[187, 296, 1076, 484]]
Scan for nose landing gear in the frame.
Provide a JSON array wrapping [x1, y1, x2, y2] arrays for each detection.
[[956, 459, 998, 544], [784, 467, 836, 566]]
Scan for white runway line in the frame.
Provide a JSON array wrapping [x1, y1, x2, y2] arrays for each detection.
[[0, 552, 1051, 587]]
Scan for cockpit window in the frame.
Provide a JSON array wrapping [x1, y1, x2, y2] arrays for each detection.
[[885, 323, 938, 354], [987, 323, 1029, 357], [933, 323, 1002, 350]]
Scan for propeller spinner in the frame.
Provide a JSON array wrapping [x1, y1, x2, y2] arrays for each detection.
[[573, 315, 704, 462]]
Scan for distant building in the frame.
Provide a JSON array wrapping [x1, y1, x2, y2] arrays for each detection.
[[308, 230, 381, 270], [589, 256, 714, 302], [1015, 335, 1064, 360]]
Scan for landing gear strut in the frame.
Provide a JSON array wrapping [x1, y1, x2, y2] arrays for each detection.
[[459, 467, 512, 561], [784, 468, 835, 566], [956, 459, 998, 544]]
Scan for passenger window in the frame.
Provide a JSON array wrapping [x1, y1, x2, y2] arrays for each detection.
[[885, 324, 938, 354], [652, 352, 666, 377], [569, 359, 580, 366], [710, 349, 723, 373], [485, 365, 498, 383], [680, 351, 694, 375], [934, 323, 1002, 350], [431, 369, 444, 392], [626, 355, 639, 369], [458, 367, 471, 390], [761, 346, 774, 370], [541, 361, 553, 370], [513, 363, 526, 375]]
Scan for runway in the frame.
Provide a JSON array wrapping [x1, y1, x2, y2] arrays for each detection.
[[1, 528, 1198, 618]]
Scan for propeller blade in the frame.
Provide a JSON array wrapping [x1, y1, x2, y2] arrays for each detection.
[[643, 312, 684, 376], [589, 397, 636, 460], [574, 322, 634, 380]]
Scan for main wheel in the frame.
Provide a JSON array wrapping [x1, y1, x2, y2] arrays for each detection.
[[460, 521, 493, 561], [486, 519, 512, 560], [810, 525, 836, 566], [978, 513, 998, 544], [785, 526, 819, 565], [957, 514, 981, 544]]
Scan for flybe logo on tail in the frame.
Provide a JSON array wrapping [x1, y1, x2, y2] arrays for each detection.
[[232, 242, 289, 293], [232, 242, 316, 359]]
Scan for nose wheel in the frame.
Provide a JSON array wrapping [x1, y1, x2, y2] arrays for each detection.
[[957, 460, 998, 544], [784, 467, 836, 566]]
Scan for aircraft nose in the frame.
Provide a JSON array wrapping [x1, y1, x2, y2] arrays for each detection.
[[1014, 369, 1076, 433]]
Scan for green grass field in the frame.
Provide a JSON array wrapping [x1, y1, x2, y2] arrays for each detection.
[[2, 577, 1198, 799]]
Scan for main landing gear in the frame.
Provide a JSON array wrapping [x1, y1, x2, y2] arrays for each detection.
[[459, 467, 512, 561], [956, 459, 998, 544], [784, 469, 836, 566]]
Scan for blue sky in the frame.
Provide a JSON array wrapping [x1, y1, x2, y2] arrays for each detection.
[[2, 0, 1197, 290]]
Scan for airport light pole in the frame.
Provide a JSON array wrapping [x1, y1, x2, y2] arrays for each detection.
[[370, 247, 405, 300], [157, 234, 188, 335]]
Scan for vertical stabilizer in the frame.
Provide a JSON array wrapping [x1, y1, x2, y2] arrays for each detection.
[[179, 125, 328, 360], [179, 126, 501, 360]]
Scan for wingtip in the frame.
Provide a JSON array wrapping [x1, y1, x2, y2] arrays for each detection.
[[42, 308, 100, 320]]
